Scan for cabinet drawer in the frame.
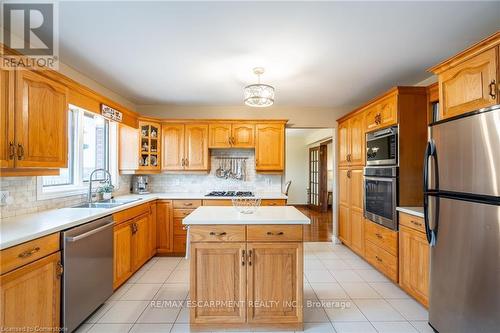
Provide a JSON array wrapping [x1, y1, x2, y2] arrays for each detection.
[[113, 203, 151, 225], [173, 218, 187, 236], [173, 209, 194, 218], [365, 220, 398, 256], [1, 233, 60, 275], [202, 199, 232, 206], [247, 225, 302, 242], [365, 240, 398, 282], [173, 235, 187, 253], [190, 225, 246, 242], [399, 212, 425, 234], [260, 199, 286, 206], [173, 200, 201, 209]]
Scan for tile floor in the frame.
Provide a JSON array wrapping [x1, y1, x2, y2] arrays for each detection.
[[75, 242, 433, 333]]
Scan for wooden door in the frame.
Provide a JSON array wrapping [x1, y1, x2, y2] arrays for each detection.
[[399, 226, 429, 307], [349, 113, 365, 166], [209, 123, 231, 148], [337, 120, 350, 167], [190, 242, 246, 324], [309, 145, 328, 212], [247, 243, 303, 324], [0, 70, 14, 168], [162, 124, 185, 171], [440, 47, 498, 119], [0, 252, 61, 330], [185, 124, 209, 170], [132, 212, 151, 270], [14, 70, 68, 168], [113, 220, 133, 288], [255, 123, 284, 171], [156, 200, 173, 254], [231, 123, 255, 148]]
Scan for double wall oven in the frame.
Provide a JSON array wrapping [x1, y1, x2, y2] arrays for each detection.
[[364, 126, 398, 230]]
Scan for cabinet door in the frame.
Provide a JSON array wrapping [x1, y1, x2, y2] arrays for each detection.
[[149, 202, 157, 257], [440, 47, 498, 120], [113, 221, 133, 288], [349, 114, 365, 166], [0, 252, 61, 330], [156, 200, 173, 254], [232, 123, 255, 148], [119, 124, 139, 172], [337, 120, 350, 167], [350, 168, 363, 212], [338, 204, 351, 245], [247, 243, 303, 324], [208, 123, 231, 148], [378, 95, 397, 128], [364, 105, 380, 132], [162, 124, 185, 171], [138, 121, 161, 171], [350, 210, 364, 256], [132, 212, 151, 270], [14, 70, 68, 168], [399, 226, 429, 307], [190, 242, 246, 324], [0, 70, 14, 168], [185, 124, 209, 170], [338, 168, 349, 207], [255, 123, 284, 171]]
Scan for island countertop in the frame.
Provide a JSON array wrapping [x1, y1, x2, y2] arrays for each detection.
[[183, 206, 311, 225]]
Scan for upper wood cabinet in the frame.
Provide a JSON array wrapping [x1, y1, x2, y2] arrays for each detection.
[[338, 112, 365, 167], [338, 121, 349, 166], [15, 70, 68, 168], [162, 123, 209, 171], [0, 252, 62, 331], [209, 123, 255, 148], [119, 124, 140, 173], [138, 121, 161, 171], [0, 70, 14, 169], [365, 95, 397, 132], [162, 123, 185, 171], [255, 123, 285, 172], [429, 33, 500, 120]]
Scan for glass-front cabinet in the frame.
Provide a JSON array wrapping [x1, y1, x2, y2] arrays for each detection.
[[139, 121, 161, 171]]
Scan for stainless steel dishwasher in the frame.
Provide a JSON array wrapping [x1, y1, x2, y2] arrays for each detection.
[[62, 215, 114, 332]]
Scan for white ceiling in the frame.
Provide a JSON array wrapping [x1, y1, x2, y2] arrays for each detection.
[[59, 1, 500, 109]]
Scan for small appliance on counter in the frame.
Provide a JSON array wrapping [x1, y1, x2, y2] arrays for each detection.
[[132, 175, 150, 194]]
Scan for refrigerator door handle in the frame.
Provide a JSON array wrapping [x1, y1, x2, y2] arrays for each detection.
[[423, 140, 438, 193], [423, 140, 439, 246]]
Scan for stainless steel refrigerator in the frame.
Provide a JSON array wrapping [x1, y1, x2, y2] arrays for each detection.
[[424, 105, 500, 333]]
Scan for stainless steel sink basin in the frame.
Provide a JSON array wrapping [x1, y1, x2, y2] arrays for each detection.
[[71, 198, 142, 209]]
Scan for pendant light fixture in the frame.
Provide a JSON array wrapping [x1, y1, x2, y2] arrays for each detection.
[[244, 67, 275, 107]]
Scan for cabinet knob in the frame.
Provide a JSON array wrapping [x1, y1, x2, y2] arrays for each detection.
[[18, 247, 40, 258], [489, 80, 497, 99], [411, 220, 422, 227], [266, 231, 284, 236], [241, 249, 246, 266], [17, 144, 24, 160], [8, 142, 15, 160], [375, 255, 383, 263], [209, 231, 227, 236], [375, 233, 382, 239], [56, 261, 64, 279]]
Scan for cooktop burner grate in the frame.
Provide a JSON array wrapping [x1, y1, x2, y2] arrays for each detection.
[[205, 191, 255, 197]]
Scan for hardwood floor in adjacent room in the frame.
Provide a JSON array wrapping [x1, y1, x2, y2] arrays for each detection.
[[296, 205, 333, 242]]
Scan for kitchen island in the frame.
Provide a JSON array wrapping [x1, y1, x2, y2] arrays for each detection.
[[183, 206, 310, 331]]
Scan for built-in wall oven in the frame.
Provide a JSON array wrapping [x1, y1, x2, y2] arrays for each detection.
[[364, 167, 398, 230], [366, 126, 398, 166]]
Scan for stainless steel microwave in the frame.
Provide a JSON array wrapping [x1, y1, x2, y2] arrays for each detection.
[[366, 126, 398, 166]]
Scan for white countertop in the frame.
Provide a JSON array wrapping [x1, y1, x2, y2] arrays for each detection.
[[183, 206, 310, 225], [0, 192, 287, 250], [396, 207, 424, 218]]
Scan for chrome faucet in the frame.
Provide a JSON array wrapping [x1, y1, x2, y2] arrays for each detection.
[[88, 168, 113, 203]]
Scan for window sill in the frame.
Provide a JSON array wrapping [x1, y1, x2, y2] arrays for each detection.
[[36, 181, 88, 201]]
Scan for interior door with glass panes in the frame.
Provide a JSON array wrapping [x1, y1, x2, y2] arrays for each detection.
[[309, 145, 328, 212], [139, 121, 161, 171]]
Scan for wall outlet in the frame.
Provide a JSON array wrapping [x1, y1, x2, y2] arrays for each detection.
[[0, 191, 8, 206]]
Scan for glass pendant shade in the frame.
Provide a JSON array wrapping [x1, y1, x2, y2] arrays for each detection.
[[244, 83, 275, 107]]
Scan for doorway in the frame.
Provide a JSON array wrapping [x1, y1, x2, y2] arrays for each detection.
[[309, 144, 328, 212]]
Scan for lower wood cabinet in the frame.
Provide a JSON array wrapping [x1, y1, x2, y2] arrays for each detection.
[[113, 219, 134, 288], [157, 200, 173, 254], [0, 251, 62, 330], [364, 219, 398, 283]]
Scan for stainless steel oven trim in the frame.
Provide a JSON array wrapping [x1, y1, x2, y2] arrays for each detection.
[[363, 175, 398, 230], [366, 158, 397, 166]]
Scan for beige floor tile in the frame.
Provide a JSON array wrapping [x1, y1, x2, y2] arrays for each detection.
[[330, 270, 363, 283], [343, 259, 372, 270], [137, 303, 182, 323], [87, 323, 133, 333], [354, 300, 405, 322], [324, 300, 367, 322], [310, 283, 349, 300], [303, 305, 330, 323], [320, 259, 350, 271], [339, 282, 381, 299], [171, 323, 212, 332], [371, 321, 418, 333], [354, 270, 390, 283], [305, 258, 327, 270], [305, 270, 337, 283], [297, 322, 337, 332], [176, 306, 189, 323], [368, 282, 409, 299], [333, 321, 376, 333], [128, 269, 147, 283], [130, 323, 173, 333], [154, 284, 189, 301], [74, 323, 93, 333], [167, 269, 190, 283], [121, 283, 162, 301], [107, 284, 132, 301], [86, 301, 116, 323], [137, 269, 173, 284], [387, 299, 428, 321], [410, 321, 434, 333], [97, 301, 149, 323]]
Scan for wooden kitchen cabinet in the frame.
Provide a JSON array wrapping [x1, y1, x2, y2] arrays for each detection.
[[0, 69, 14, 169], [232, 123, 255, 148], [209, 123, 255, 148], [138, 121, 161, 171], [365, 95, 397, 132], [364, 219, 398, 283], [156, 200, 173, 254], [255, 123, 285, 172], [429, 35, 499, 120], [190, 242, 247, 324], [162, 123, 209, 171], [337, 112, 364, 167], [162, 123, 185, 171], [247, 242, 303, 324], [113, 219, 134, 288], [0, 252, 62, 331], [132, 212, 151, 269], [337, 167, 363, 255], [209, 123, 232, 148], [337, 120, 349, 167], [119, 124, 140, 173]]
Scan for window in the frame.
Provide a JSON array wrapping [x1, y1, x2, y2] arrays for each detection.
[[38, 105, 118, 199]]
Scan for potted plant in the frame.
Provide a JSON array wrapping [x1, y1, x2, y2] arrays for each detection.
[[97, 184, 115, 200]]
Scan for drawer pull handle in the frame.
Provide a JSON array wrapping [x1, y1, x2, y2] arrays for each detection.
[[183, 203, 193, 206], [267, 231, 284, 236], [241, 250, 245, 266], [56, 261, 64, 279], [18, 247, 41, 258], [489, 80, 497, 99], [209, 231, 227, 236], [375, 255, 383, 263], [248, 250, 253, 266], [375, 233, 382, 239], [410, 220, 422, 227]]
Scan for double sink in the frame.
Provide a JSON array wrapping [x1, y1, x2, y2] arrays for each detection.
[[72, 198, 142, 209]]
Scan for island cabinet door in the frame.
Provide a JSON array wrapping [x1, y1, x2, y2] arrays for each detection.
[[190, 242, 246, 324], [246, 243, 303, 324]]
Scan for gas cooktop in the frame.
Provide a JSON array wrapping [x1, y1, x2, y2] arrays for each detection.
[[205, 191, 254, 197]]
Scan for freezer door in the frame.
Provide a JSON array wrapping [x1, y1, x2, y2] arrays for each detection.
[[429, 196, 500, 333], [430, 108, 500, 197]]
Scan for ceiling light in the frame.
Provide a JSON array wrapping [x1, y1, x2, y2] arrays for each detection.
[[244, 67, 275, 107]]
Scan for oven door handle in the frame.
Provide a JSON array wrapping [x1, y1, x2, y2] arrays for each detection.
[[364, 176, 395, 182]]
